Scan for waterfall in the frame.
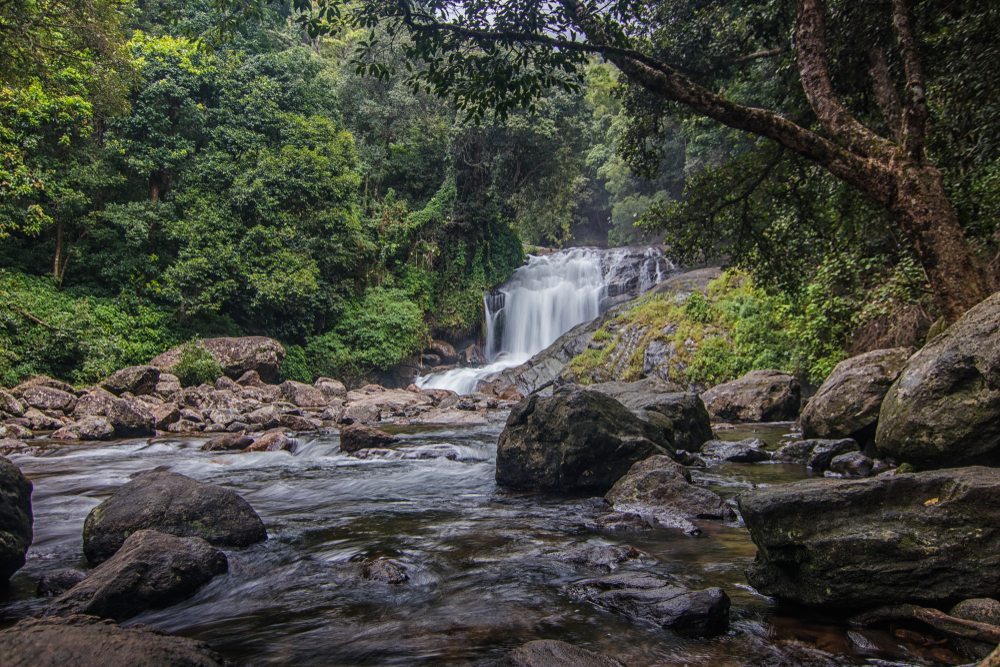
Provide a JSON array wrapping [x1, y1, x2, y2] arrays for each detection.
[[417, 247, 674, 394]]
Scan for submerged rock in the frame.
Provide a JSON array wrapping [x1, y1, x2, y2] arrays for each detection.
[[586, 512, 652, 532], [201, 433, 254, 452], [737, 466, 1000, 608], [496, 387, 669, 494], [567, 572, 730, 635], [0, 422, 32, 439], [37, 569, 86, 597], [83, 470, 266, 564], [44, 530, 227, 622], [340, 423, 400, 453], [242, 431, 296, 452], [877, 292, 1000, 467], [362, 557, 408, 584], [0, 615, 230, 667], [553, 543, 640, 571], [701, 370, 801, 423], [494, 640, 627, 667], [799, 348, 909, 442], [0, 456, 32, 582], [700, 438, 771, 463]]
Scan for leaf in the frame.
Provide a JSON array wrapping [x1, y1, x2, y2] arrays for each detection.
[[924, 498, 939, 506]]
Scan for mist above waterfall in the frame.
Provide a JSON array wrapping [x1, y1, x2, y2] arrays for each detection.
[[418, 247, 674, 394]]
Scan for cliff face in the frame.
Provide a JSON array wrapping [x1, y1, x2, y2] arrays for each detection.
[[479, 268, 722, 396]]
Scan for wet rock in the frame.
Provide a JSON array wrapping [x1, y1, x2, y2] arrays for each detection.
[[201, 433, 254, 452], [494, 639, 627, 667], [44, 530, 227, 622], [362, 557, 408, 584], [701, 370, 801, 423], [877, 293, 1000, 467], [428, 340, 459, 363], [0, 390, 25, 417], [37, 569, 86, 597], [243, 431, 296, 452], [829, 451, 873, 478], [52, 416, 114, 441], [554, 543, 640, 570], [100, 365, 160, 397], [586, 512, 652, 532], [280, 380, 326, 408], [461, 344, 486, 366], [567, 572, 730, 635], [167, 419, 202, 433], [950, 598, 1000, 660], [770, 439, 816, 463], [340, 423, 401, 453], [151, 336, 286, 383], [496, 387, 669, 494], [0, 438, 34, 456], [799, 349, 910, 442], [22, 407, 64, 430], [806, 439, 861, 472], [673, 450, 706, 467], [0, 422, 32, 439], [0, 456, 32, 581], [20, 385, 77, 413], [12, 375, 74, 396], [737, 466, 1000, 608], [604, 456, 734, 532], [351, 444, 462, 461], [277, 413, 321, 432], [315, 377, 347, 400], [422, 353, 442, 367], [226, 421, 250, 433], [700, 438, 771, 463], [0, 615, 230, 667], [319, 404, 344, 422], [583, 379, 712, 452], [82, 470, 266, 565]]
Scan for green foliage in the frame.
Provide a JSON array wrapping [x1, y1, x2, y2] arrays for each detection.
[[172, 341, 224, 387], [683, 290, 712, 324], [336, 287, 428, 370], [278, 344, 313, 384]]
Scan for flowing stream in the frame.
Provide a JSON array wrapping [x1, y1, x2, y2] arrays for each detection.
[[0, 426, 955, 666], [416, 247, 674, 394]]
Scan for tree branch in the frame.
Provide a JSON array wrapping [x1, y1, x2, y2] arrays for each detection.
[[793, 0, 895, 161], [850, 604, 1000, 644], [892, 0, 928, 158], [868, 47, 903, 142], [11, 308, 52, 329]]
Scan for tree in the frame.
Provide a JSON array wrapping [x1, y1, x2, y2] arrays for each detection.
[[207, 0, 993, 320]]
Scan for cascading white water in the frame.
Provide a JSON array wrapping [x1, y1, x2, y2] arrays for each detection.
[[417, 247, 674, 394]]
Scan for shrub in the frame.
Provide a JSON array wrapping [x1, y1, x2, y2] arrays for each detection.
[[172, 341, 224, 387], [337, 287, 428, 370]]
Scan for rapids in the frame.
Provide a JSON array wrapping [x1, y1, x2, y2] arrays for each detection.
[[417, 247, 674, 394], [0, 424, 951, 666]]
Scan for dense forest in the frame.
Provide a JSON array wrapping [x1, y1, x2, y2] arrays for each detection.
[[2, 0, 998, 388]]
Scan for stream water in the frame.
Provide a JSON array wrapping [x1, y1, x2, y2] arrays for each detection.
[[0, 424, 963, 666]]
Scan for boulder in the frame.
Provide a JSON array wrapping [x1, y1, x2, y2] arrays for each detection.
[[100, 365, 160, 397], [207, 409, 240, 426], [315, 377, 347, 400], [806, 438, 860, 472], [0, 422, 32, 439], [829, 451, 874, 478], [950, 598, 1000, 660], [567, 572, 730, 635], [343, 404, 381, 424], [167, 419, 202, 433], [277, 413, 321, 432], [496, 387, 669, 494], [604, 456, 734, 533], [340, 423, 400, 453], [586, 512, 652, 532], [428, 340, 459, 363], [44, 530, 227, 622], [553, 544, 640, 571], [243, 431, 295, 452], [462, 344, 487, 366], [76, 388, 155, 438], [150, 336, 286, 383], [82, 471, 266, 565], [421, 354, 441, 367], [280, 380, 326, 408], [154, 372, 181, 396], [12, 375, 74, 396], [20, 385, 77, 413], [0, 456, 32, 581], [22, 407, 64, 430], [52, 416, 114, 441], [0, 615, 229, 667], [737, 466, 1000, 608], [576, 379, 712, 452], [37, 569, 86, 597], [877, 293, 1000, 467], [700, 438, 771, 463], [494, 640, 627, 667], [362, 558, 408, 584], [201, 434, 254, 452], [0, 390, 25, 417], [245, 405, 280, 429], [73, 387, 117, 419], [701, 370, 801, 423], [799, 348, 910, 442]]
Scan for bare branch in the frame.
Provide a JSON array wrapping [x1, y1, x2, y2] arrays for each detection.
[[892, 0, 928, 157], [869, 47, 903, 142]]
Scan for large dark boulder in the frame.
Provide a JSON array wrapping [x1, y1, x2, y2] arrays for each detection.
[[44, 530, 227, 622], [701, 370, 801, 423], [496, 387, 669, 494], [82, 471, 266, 565], [582, 379, 712, 452], [799, 348, 909, 442], [340, 423, 400, 453], [567, 572, 730, 636], [151, 336, 286, 383], [737, 466, 1000, 608], [950, 598, 1000, 660], [101, 365, 161, 397], [494, 640, 627, 667], [604, 456, 733, 533], [0, 455, 32, 581], [0, 615, 229, 667], [876, 293, 1000, 467]]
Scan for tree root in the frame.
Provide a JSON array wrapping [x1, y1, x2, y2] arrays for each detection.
[[849, 604, 1000, 644]]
